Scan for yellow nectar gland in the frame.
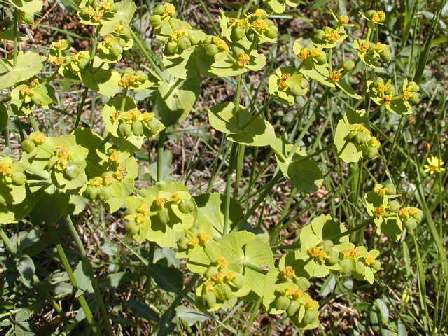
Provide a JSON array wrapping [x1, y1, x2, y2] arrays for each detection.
[[154, 197, 167, 208], [253, 9, 267, 18], [278, 73, 291, 90], [339, 16, 349, 25], [114, 24, 124, 34], [310, 48, 321, 58], [324, 28, 342, 43], [402, 89, 413, 101], [141, 112, 154, 122], [374, 184, 387, 197], [32, 133, 46, 144], [171, 192, 182, 203], [170, 29, 187, 42], [52, 40, 66, 50], [364, 254, 376, 266], [204, 279, 215, 291], [48, 55, 65, 66], [252, 18, 269, 32], [329, 70, 342, 83], [372, 11, 385, 24], [114, 167, 126, 181], [297, 48, 310, 60], [369, 137, 380, 148], [109, 150, 120, 162], [281, 266, 296, 280], [305, 296, 318, 310], [163, 3, 176, 18], [286, 287, 304, 299], [103, 174, 114, 186], [374, 206, 388, 218], [398, 207, 418, 219], [89, 176, 103, 187], [236, 53, 251, 67], [358, 41, 370, 53], [307, 247, 327, 263], [216, 256, 229, 269], [197, 233, 212, 246], [212, 36, 228, 51], [343, 248, 360, 259], [55, 146, 71, 170], [0, 160, 12, 177]]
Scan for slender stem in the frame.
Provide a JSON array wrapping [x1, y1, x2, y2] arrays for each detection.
[[74, 87, 89, 129], [13, 9, 19, 65], [223, 143, 235, 235], [157, 130, 166, 182], [234, 144, 245, 199], [55, 243, 98, 332]]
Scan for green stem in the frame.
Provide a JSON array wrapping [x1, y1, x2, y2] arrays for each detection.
[[157, 130, 166, 182], [234, 144, 245, 199], [74, 87, 89, 129], [223, 143, 235, 235], [13, 9, 19, 64], [55, 243, 98, 333]]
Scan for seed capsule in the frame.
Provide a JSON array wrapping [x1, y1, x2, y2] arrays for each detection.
[[275, 296, 290, 310], [11, 171, 26, 185], [178, 199, 195, 213], [118, 122, 132, 137], [389, 200, 400, 212], [303, 309, 319, 325], [132, 121, 144, 136], [85, 186, 99, 200], [265, 25, 278, 39], [205, 44, 219, 57], [153, 4, 164, 16], [204, 291, 216, 308], [65, 163, 81, 179], [157, 207, 170, 225], [178, 36, 192, 51], [150, 15, 162, 27], [287, 301, 301, 317], [343, 59, 356, 72], [165, 41, 178, 55], [231, 26, 246, 41], [21, 139, 35, 153]]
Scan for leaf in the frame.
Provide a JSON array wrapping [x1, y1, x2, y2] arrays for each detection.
[[17, 255, 35, 288], [208, 102, 277, 147], [0, 103, 8, 131], [125, 300, 159, 322], [147, 262, 183, 293], [175, 306, 209, 326], [0, 52, 44, 90], [74, 260, 94, 294]]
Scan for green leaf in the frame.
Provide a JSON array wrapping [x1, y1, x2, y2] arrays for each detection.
[[175, 306, 209, 326], [80, 68, 121, 97], [0, 52, 44, 90], [147, 262, 183, 293], [208, 102, 277, 147], [74, 260, 94, 294]]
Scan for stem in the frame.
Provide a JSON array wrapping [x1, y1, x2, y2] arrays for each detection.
[[223, 143, 235, 235], [74, 87, 89, 129], [234, 144, 245, 199], [55, 243, 98, 333], [13, 9, 19, 64], [157, 130, 167, 182]]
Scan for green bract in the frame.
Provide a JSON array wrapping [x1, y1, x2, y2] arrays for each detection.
[[268, 67, 308, 105], [208, 102, 276, 147], [264, 0, 299, 14], [102, 95, 165, 149], [125, 182, 196, 246], [334, 114, 381, 163], [21, 133, 89, 194], [0, 52, 44, 90]]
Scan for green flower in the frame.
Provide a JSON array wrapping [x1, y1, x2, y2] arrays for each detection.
[[268, 67, 308, 105]]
